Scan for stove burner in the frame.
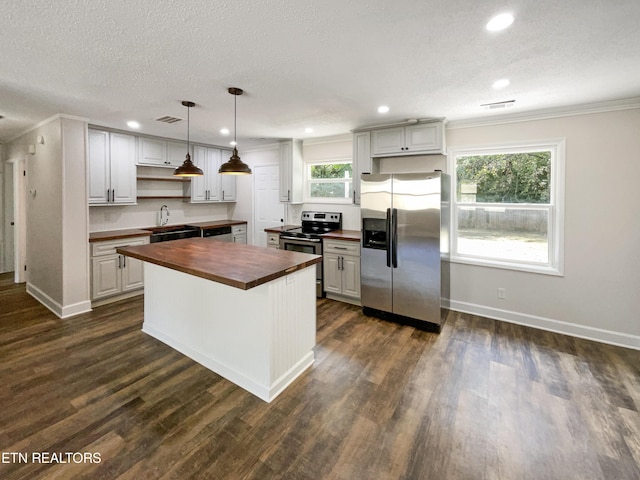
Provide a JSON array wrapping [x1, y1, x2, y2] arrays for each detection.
[[282, 211, 342, 240]]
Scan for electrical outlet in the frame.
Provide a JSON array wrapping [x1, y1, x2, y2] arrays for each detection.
[[497, 288, 506, 299]]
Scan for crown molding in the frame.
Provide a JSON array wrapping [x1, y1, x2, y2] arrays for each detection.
[[447, 97, 640, 129], [9, 114, 89, 143]]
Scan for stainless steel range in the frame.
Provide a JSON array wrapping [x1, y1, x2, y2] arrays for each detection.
[[280, 211, 342, 297]]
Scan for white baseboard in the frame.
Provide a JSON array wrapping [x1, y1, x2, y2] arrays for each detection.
[[447, 299, 640, 351], [27, 283, 92, 319]]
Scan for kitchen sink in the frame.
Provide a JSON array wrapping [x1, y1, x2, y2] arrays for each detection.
[[144, 225, 192, 234], [145, 225, 201, 243]]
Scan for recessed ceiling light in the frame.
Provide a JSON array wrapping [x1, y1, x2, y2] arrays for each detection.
[[378, 106, 390, 113], [220, 128, 229, 135], [304, 127, 313, 134], [486, 13, 514, 31], [127, 121, 140, 129], [230, 140, 237, 146], [492, 78, 510, 89]]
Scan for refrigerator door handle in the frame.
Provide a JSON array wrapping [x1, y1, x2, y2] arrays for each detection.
[[391, 208, 398, 268], [386, 208, 392, 268]]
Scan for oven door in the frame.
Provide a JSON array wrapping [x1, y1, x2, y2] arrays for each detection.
[[279, 236, 323, 298]]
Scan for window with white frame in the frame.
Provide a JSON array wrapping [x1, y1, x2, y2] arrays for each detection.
[[305, 158, 352, 203], [449, 140, 565, 275]]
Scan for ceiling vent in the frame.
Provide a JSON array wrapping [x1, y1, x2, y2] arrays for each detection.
[[155, 115, 183, 124], [481, 100, 515, 110]]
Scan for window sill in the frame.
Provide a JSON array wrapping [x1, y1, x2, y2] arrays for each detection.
[[449, 254, 564, 276]]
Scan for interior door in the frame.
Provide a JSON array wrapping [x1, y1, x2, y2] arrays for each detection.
[[254, 165, 284, 247], [1, 162, 15, 274]]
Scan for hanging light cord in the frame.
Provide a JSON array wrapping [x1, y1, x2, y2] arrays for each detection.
[[187, 104, 190, 153], [234, 93, 237, 147]]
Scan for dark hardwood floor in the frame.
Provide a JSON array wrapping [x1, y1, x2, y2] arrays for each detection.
[[1, 272, 639, 479]]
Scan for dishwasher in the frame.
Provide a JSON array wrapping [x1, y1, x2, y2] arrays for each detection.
[[202, 225, 233, 242]]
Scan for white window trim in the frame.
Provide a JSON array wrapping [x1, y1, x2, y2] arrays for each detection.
[[447, 138, 565, 276], [303, 156, 353, 204]]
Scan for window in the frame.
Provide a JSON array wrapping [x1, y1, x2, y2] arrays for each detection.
[[305, 159, 352, 203], [449, 140, 565, 275]]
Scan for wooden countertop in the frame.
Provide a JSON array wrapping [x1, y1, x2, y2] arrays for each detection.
[[264, 225, 300, 233], [89, 229, 152, 242], [186, 220, 247, 228], [321, 230, 361, 242], [117, 238, 322, 290], [90, 220, 248, 242]]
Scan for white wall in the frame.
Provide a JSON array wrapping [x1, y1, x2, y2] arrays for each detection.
[[0, 145, 5, 272], [6, 115, 91, 317], [244, 111, 640, 348], [89, 200, 232, 232], [446, 108, 640, 347]]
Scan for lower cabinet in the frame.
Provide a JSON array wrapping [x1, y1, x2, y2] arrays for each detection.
[[91, 236, 149, 304], [232, 224, 247, 244], [266, 232, 280, 249], [323, 239, 361, 305]]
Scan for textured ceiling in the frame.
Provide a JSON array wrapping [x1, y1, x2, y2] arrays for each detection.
[[1, 0, 640, 146]]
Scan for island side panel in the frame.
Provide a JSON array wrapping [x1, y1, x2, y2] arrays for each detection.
[[268, 266, 316, 399], [141, 262, 316, 402]]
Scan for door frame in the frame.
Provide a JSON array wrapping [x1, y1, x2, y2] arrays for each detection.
[[7, 156, 26, 283]]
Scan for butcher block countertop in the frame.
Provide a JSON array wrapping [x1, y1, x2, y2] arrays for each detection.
[[321, 230, 361, 242], [264, 225, 300, 233], [186, 219, 247, 228], [89, 220, 248, 242], [117, 238, 322, 290], [89, 228, 152, 242]]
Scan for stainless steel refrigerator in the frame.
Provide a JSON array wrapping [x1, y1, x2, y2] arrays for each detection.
[[360, 172, 449, 330]]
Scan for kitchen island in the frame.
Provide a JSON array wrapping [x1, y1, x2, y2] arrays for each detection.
[[117, 238, 322, 402]]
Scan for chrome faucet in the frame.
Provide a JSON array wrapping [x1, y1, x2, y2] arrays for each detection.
[[159, 204, 170, 226]]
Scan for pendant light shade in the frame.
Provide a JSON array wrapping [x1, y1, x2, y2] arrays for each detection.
[[174, 101, 204, 177], [219, 87, 252, 175]]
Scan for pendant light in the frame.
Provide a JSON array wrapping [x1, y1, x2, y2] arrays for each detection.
[[173, 100, 204, 177], [219, 87, 252, 175]]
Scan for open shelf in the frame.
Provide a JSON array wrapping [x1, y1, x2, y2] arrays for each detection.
[[137, 176, 191, 183], [137, 196, 191, 200]]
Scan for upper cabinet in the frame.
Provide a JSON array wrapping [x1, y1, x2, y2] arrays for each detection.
[[279, 139, 303, 203], [167, 141, 190, 167], [88, 129, 137, 205], [352, 131, 371, 205], [190, 146, 236, 203], [138, 138, 187, 167], [371, 121, 445, 157], [219, 149, 237, 202]]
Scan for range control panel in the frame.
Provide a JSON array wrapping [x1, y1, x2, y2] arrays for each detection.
[[301, 211, 342, 223]]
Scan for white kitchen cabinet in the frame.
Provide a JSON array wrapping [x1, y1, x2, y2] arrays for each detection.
[[167, 141, 191, 167], [323, 239, 361, 304], [91, 236, 148, 303], [352, 131, 371, 205], [279, 139, 303, 203], [88, 129, 137, 205], [267, 233, 280, 249], [138, 137, 168, 166], [232, 223, 247, 244], [220, 149, 237, 202], [191, 146, 220, 202], [138, 138, 192, 168], [191, 146, 237, 203], [371, 121, 445, 156]]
